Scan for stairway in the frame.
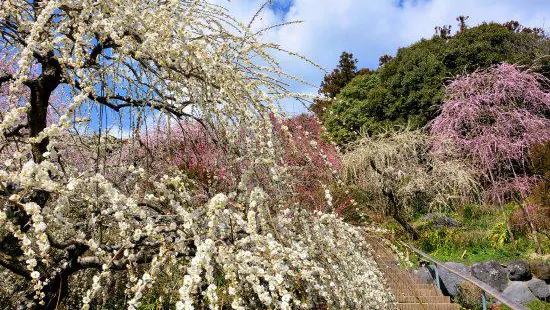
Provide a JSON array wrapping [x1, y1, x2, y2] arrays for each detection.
[[367, 237, 460, 310]]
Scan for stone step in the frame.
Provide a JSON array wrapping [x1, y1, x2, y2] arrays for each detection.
[[397, 303, 460, 310], [393, 288, 443, 297], [396, 295, 450, 303], [384, 275, 421, 283], [366, 236, 459, 309], [388, 283, 438, 290]]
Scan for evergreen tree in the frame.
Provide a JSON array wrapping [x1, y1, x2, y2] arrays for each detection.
[[311, 52, 364, 118]]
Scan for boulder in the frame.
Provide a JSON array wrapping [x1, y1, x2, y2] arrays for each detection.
[[438, 262, 469, 297], [527, 278, 550, 299], [415, 266, 434, 284], [420, 212, 460, 228], [471, 261, 508, 292], [502, 281, 537, 304], [531, 261, 550, 281], [507, 260, 531, 281]]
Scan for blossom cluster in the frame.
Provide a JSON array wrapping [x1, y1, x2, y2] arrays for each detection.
[[2, 156, 396, 308]]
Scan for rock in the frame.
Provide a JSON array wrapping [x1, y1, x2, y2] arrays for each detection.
[[415, 266, 434, 284], [420, 212, 460, 228], [531, 261, 550, 281], [507, 260, 531, 281], [438, 262, 469, 297], [527, 278, 550, 299], [502, 281, 537, 304], [434, 217, 460, 228], [471, 261, 508, 292]]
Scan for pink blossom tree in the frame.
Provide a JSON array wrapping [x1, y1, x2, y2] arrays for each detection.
[[134, 114, 344, 212], [272, 114, 344, 212], [430, 63, 550, 251]]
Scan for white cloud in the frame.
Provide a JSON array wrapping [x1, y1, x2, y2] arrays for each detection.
[[211, 0, 550, 114]]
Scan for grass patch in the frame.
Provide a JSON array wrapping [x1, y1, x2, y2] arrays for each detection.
[[501, 300, 550, 310], [411, 203, 544, 264]]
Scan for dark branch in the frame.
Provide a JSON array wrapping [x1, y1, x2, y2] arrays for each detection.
[[0, 74, 13, 86], [137, 202, 167, 215], [46, 231, 81, 250], [369, 160, 384, 176], [3, 123, 27, 138], [84, 90, 208, 129], [83, 37, 117, 67], [0, 252, 31, 280]]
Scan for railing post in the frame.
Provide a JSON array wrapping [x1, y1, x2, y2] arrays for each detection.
[[430, 264, 441, 291], [482, 291, 487, 310]]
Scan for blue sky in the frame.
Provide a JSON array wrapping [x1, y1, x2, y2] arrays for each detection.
[[212, 0, 550, 115], [269, 0, 293, 17]]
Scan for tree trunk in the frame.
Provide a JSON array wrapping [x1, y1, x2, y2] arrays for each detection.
[[384, 188, 420, 240], [500, 205, 515, 242], [27, 82, 50, 163], [519, 204, 542, 254], [16, 56, 64, 309], [393, 212, 421, 240], [27, 56, 61, 163]]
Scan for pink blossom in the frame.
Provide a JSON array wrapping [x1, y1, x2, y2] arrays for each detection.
[[430, 63, 550, 204]]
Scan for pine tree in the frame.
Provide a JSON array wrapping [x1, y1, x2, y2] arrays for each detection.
[[311, 52, 363, 119]]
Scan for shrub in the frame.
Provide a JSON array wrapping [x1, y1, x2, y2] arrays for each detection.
[[456, 281, 484, 310]]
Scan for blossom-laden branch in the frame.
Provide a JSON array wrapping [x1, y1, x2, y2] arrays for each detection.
[[0, 1, 395, 309]]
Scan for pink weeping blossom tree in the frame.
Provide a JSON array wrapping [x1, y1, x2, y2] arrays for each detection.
[[430, 63, 550, 251]]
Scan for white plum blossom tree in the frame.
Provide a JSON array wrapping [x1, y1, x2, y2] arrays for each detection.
[[0, 1, 394, 309], [342, 128, 479, 239]]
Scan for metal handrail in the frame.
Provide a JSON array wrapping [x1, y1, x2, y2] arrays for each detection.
[[401, 242, 529, 310]]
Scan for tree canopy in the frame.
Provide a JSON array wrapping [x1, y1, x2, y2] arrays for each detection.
[[430, 63, 550, 250], [324, 21, 550, 145], [430, 63, 550, 204], [310, 52, 368, 119], [342, 128, 479, 239]]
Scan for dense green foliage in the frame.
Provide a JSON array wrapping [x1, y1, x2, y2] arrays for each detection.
[[503, 300, 550, 310], [323, 22, 550, 145], [311, 52, 368, 119], [323, 72, 385, 144]]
